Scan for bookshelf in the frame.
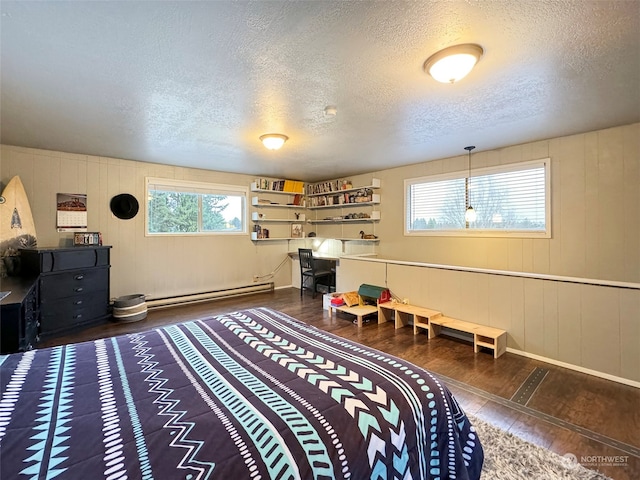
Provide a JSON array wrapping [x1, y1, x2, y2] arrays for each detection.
[[305, 178, 381, 243], [250, 178, 306, 241], [249, 177, 381, 246]]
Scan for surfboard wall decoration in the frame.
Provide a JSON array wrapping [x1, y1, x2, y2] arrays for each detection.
[[0, 176, 38, 277]]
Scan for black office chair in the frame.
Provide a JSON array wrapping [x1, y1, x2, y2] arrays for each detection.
[[298, 248, 333, 298]]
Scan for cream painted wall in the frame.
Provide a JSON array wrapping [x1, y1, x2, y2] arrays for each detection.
[[353, 123, 639, 284], [0, 145, 294, 299], [5, 123, 636, 294], [1, 123, 638, 383], [334, 123, 639, 385], [337, 257, 640, 384]]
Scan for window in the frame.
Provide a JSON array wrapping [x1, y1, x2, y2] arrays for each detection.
[[405, 159, 550, 237], [146, 178, 247, 235]]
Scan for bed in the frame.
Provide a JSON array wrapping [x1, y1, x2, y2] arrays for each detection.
[[0, 307, 483, 479]]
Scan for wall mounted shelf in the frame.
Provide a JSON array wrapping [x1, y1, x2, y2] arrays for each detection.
[[308, 211, 380, 224], [252, 197, 303, 208], [251, 180, 304, 194], [307, 196, 380, 210], [307, 178, 380, 196]]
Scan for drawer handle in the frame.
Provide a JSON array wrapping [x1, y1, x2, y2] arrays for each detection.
[[75, 287, 84, 292], [74, 314, 83, 319], [75, 300, 83, 305], [75, 274, 84, 280]]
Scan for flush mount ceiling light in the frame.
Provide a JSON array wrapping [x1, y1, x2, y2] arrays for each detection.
[[259, 133, 289, 150], [424, 44, 484, 84]]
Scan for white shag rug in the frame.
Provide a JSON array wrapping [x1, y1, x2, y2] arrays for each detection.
[[470, 415, 612, 480]]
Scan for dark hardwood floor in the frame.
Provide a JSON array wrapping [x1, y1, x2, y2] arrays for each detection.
[[41, 288, 639, 480]]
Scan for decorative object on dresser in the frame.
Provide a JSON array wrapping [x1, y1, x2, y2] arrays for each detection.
[[20, 246, 111, 341], [73, 232, 103, 246]]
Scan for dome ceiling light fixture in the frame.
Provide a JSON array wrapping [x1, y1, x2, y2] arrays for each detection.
[[259, 133, 289, 150], [423, 44, 484, 84]]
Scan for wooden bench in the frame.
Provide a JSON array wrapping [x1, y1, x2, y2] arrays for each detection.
[[329, 304, 379, 327], [428, 316, 507, 358], [378, 301, 507, 358], [378, 302, 443, 331]]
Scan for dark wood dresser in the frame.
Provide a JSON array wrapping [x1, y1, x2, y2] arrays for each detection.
[[21, 246, 111, 341], [0, 276, 39, 354]]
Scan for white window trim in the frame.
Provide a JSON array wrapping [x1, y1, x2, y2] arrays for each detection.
[[145, 177, 248, 236], [404, 158, 551, 238]]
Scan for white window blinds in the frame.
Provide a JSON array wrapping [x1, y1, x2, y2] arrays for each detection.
[[405, 159, 550, 237]]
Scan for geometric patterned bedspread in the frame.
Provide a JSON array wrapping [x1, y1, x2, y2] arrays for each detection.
[[0, 307, 483, 479]]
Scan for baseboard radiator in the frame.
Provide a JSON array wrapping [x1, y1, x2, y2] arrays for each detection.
[[145, 282, 274, 310]]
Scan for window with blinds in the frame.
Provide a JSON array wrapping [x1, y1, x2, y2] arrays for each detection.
[[404, 159, 550, 237], [145, 177, 247, 235]]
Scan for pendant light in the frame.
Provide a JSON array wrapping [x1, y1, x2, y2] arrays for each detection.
[[464, 146, 477, 223]]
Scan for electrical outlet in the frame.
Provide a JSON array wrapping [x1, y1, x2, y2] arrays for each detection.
[[402, 298, 409, 304], [253, 275, 259, 282]]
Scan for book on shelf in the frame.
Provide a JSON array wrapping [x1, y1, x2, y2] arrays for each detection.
[[254, 178, 304, 193], [307, 179, 354, 195]]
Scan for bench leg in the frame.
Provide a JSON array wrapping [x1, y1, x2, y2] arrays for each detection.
[[473, 337, 482, 355], [495, 333, 507, 358], [429, 323, 441, 338]]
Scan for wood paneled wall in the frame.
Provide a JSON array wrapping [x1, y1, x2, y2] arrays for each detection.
[[0, 147, 294, 299], [337, 256, 640, 384], [1, 122, 638, 384], [366, 123, 639, 283]]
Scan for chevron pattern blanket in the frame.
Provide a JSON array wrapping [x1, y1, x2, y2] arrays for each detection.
[[0, 307, 483, 479]]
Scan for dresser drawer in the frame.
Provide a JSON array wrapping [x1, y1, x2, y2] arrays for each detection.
[[23, 247, 110, 273], [40, 291, 109, 335], [40, 268, 109, 302]]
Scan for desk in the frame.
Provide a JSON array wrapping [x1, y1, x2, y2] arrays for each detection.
[[288, 251, 338, 293]]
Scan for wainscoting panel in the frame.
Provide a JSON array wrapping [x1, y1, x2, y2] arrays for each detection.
[[556, 282, 582, 366], [338, 256, 639, 385]]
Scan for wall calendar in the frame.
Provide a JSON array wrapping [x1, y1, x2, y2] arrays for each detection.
[[56, 193, 88, 232]]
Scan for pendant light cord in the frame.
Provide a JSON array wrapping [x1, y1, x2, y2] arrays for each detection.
[[464, 146, 475, 207]]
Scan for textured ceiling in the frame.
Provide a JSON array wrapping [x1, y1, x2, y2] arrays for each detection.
[[1, 1, 639, 181]]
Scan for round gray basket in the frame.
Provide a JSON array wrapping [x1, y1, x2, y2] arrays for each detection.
[[112, 294, 147, 323]]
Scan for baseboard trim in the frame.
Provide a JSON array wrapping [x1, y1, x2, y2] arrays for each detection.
[[506, 347, 640, 389]]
